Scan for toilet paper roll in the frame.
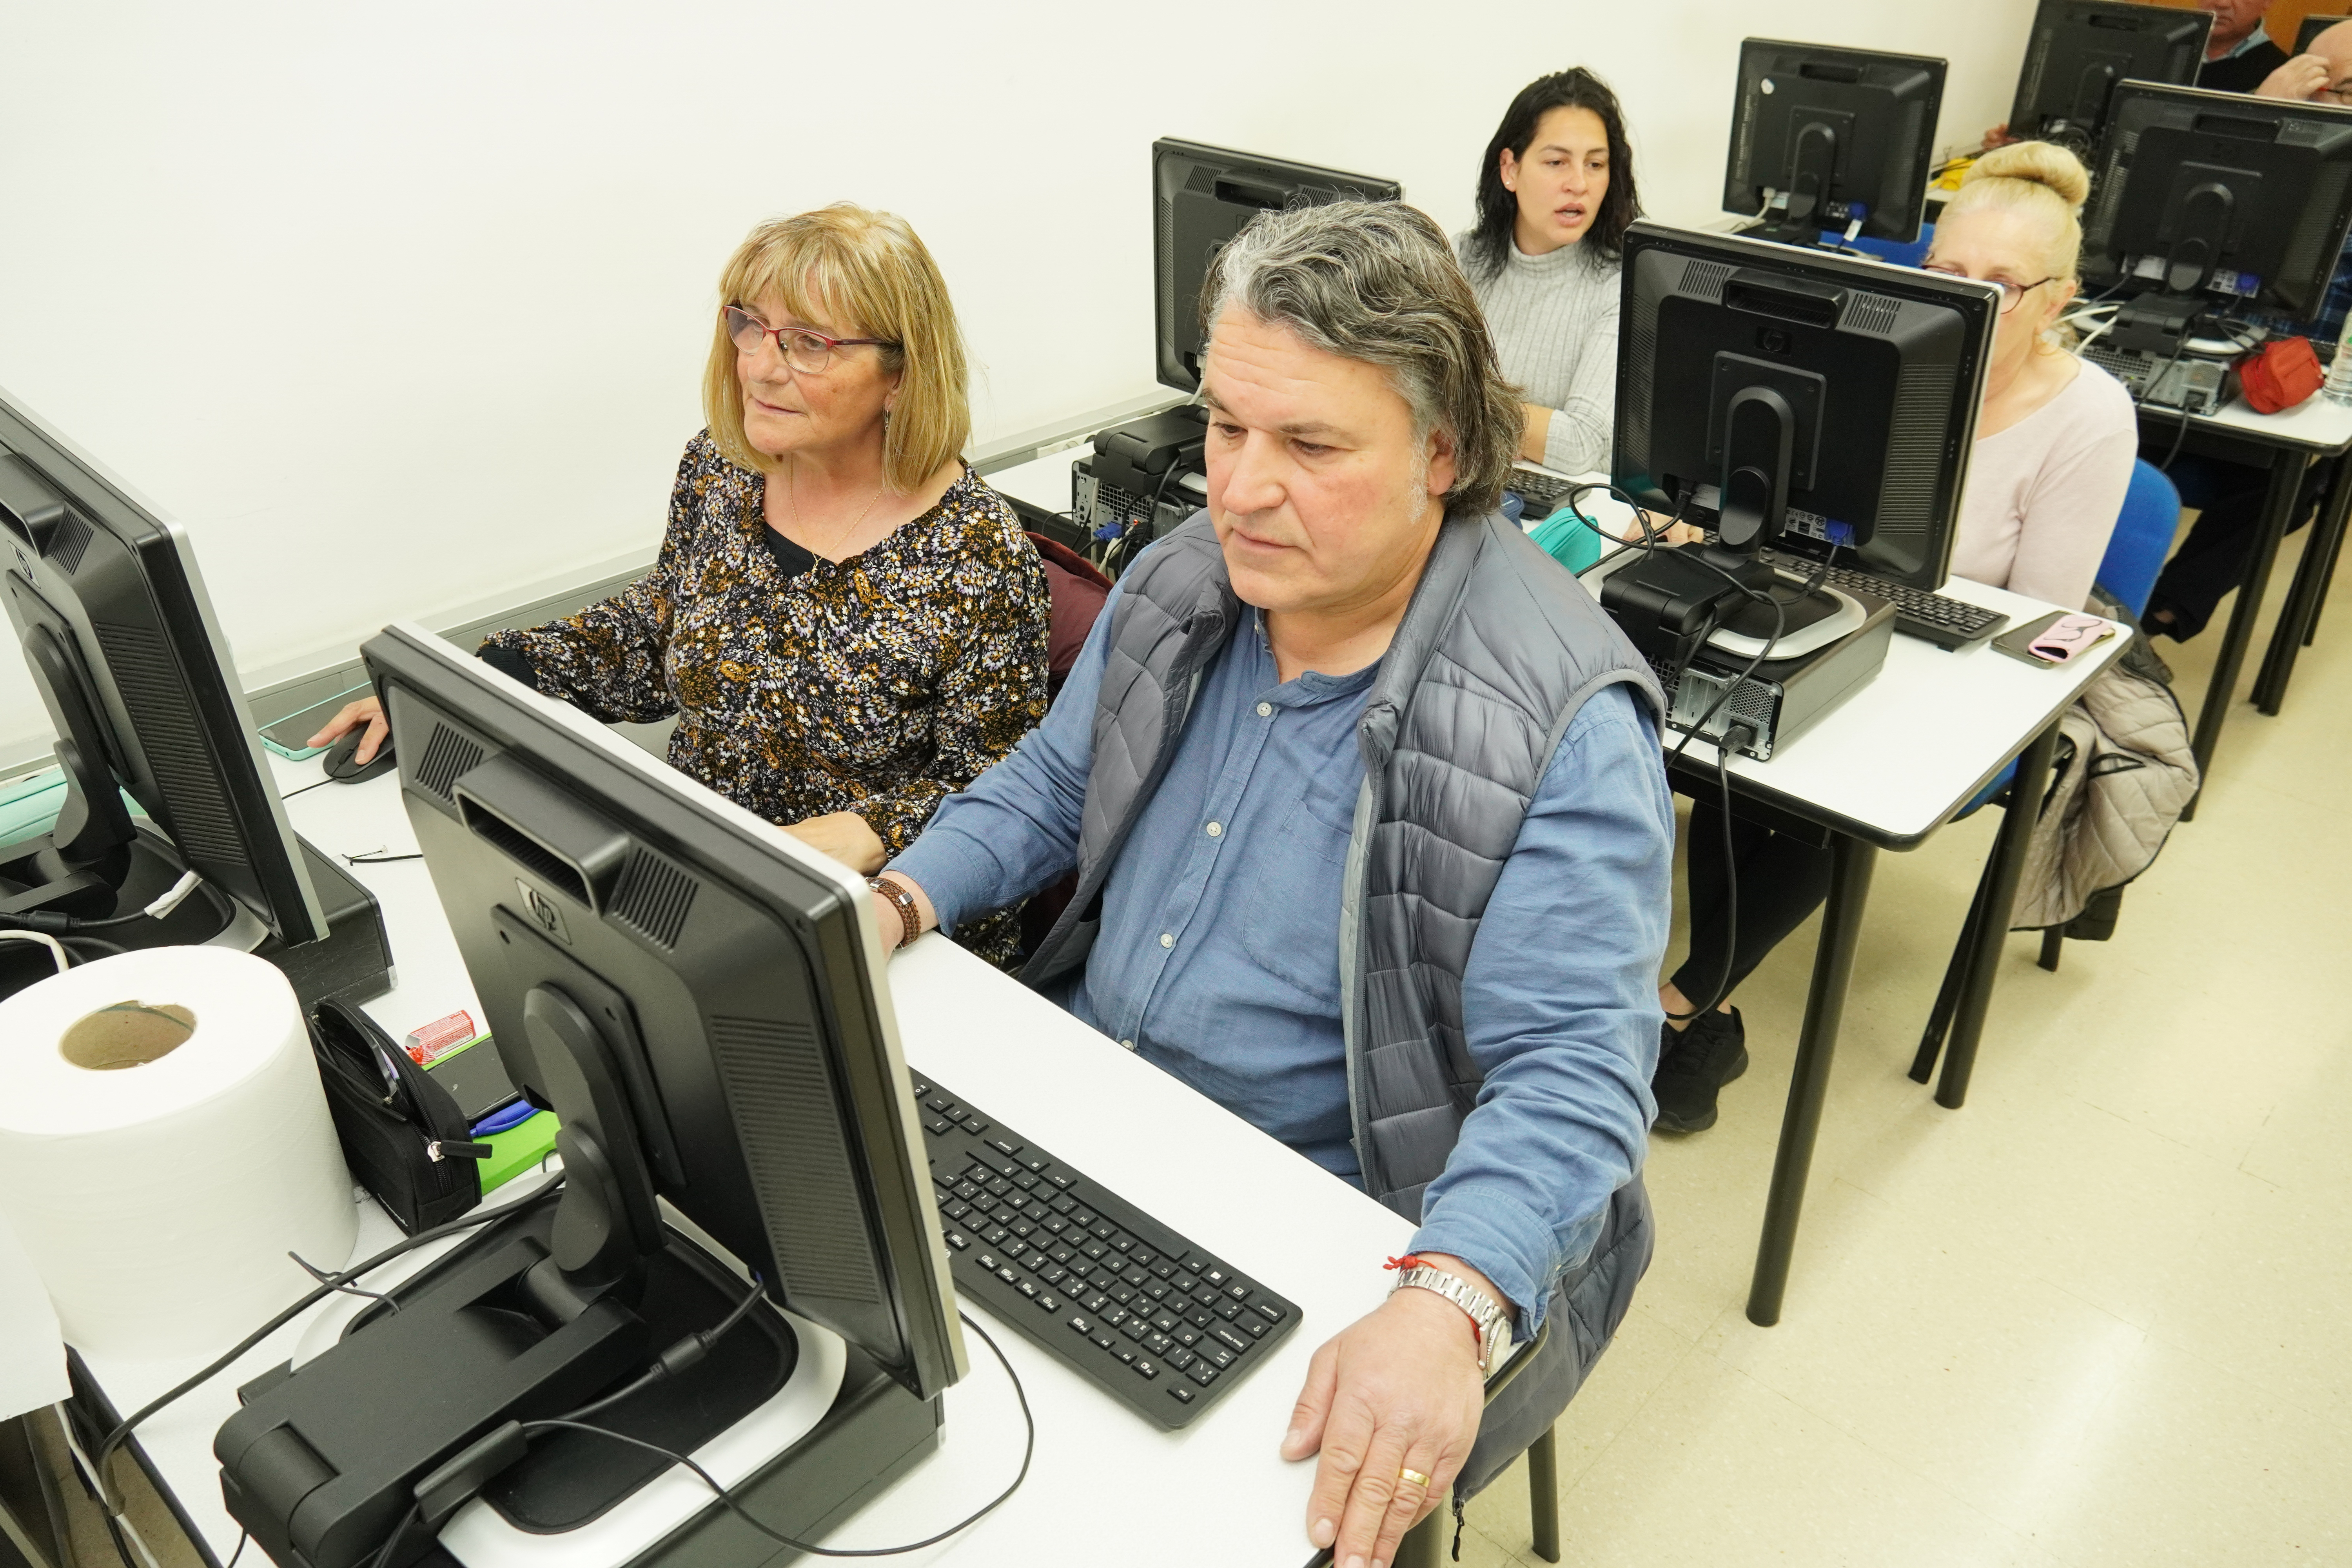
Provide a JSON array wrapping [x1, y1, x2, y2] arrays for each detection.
[[0, 947, 357, 1359]]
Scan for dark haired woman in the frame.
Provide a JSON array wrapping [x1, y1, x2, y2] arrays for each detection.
[[1457, 68, 1642, 476]]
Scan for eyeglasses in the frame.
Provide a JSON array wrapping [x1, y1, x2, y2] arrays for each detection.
[[722, 306, 898, 374], [1922, 266, 2061, 315]]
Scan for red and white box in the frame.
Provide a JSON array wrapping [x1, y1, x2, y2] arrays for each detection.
[[402, 1010, 477, 1065]]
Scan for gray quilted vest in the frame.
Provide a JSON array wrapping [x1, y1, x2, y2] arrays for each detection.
[[1023, 507, 1664, 1217], [1022, 505, 1666, 1494]]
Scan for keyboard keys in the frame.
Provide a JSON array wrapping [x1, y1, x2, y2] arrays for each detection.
[[911, 1070, 1300, 1431]]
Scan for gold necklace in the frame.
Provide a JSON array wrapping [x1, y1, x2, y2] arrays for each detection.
[[787, 462, 889, 562]]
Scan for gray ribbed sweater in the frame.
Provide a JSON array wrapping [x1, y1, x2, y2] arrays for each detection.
[[1455, 233, 1621, 476]]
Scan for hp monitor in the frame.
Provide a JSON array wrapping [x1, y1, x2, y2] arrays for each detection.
[[1606, 219, 1997, 624], [218, 623, 966, 1568], [2007, 1, 2212, 158], [1723, 38, 1948, 248], [2084, 81, 2352, 352], [0, 387, 387, 1004], [2297, 13, 2348, 56], [1151, 138, 1401, 391]]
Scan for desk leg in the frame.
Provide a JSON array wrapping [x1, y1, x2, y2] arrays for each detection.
[[1746, 833, 1876, 1328], [2305, 477, 2349, 648], [1934, 720, 2060, 1111], [2254, 455, 2352, 714], [2184, 448, 2301, 822]]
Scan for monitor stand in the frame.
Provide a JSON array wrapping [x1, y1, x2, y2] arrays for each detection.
[[218, 1200, 941, 1568], [0, 817, 392, 1011]]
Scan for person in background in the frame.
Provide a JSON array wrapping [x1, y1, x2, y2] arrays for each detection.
[[1457, 68, 1641, 479], [309, 205, 1051, 965], [2144, 19, 2352, 642], [1654, 142, 2137, 1132], [2195, 0, 2290, 93], [874, 201, 1670, 1567]]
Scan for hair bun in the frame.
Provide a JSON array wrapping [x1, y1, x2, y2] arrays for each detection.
[[1966, 141, 2092, 208]]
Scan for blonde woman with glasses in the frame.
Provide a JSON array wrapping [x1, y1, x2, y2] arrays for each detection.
[[311, 205, 1051, 964], [1653, 141, 2137, 1132]]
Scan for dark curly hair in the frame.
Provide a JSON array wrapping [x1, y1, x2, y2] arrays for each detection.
[[1464, 68, 1641, 281]]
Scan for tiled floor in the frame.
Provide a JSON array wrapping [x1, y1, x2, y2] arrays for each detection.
[[1458, 521, 2352, 1564]]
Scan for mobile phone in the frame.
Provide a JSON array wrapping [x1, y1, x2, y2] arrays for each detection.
[[1990, 611, 2070, 667], [423, 1036, 521, 1124]]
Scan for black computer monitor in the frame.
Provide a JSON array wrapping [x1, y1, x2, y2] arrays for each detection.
[[1607, 220, 1998, 630], [367, 622, 963, 1394], [1151, 137, 1402, 391], [1722, 38, 1948, 247], [2297, 12, 2349, 57], [2084, 81, 2352, 350], [2007, 1, 2211, 158], [0, 387, 343, 973], [213, 625, 966, 1568]]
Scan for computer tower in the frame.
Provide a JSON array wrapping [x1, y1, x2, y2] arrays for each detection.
[[1652, 586, 1894, 762]]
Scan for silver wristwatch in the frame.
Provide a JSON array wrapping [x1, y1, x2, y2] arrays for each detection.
[[1390, 1263, 1510, 1379]]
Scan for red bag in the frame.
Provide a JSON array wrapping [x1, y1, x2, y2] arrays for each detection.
[[2237, 336, 2324, 414]]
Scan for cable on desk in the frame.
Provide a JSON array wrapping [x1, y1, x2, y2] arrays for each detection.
[[223, 1530, 249, 1568], [0, 868, 229, 937], [88, 1178, 566, 1512], [289, 1250, 400, 1314], [556, 1269, 766, 1426], [511, 1310, 1033, 1559], [0, 929, 69, 975], [345, 851, 423, 864]]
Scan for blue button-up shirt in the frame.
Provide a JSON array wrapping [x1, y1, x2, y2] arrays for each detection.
[[889, 576, 1673, 1334]]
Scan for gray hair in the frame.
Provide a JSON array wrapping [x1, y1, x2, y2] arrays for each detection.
[[1200, 201, 1522, 515]]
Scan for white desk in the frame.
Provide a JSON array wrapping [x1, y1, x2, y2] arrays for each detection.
[[73, 750, 1412, 1568]]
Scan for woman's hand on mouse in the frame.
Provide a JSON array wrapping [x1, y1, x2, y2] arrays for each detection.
[[308, 696, 388, 764]]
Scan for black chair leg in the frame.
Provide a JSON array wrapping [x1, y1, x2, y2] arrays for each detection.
[[2037, 927, 2063, 972], [1912, 851, 1997, 1083], [1528, 1427, 1561, 1563]]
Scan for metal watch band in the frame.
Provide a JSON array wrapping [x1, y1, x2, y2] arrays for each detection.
[[867, 876, 920, 949], [1390, 1264, 1508, 1378]]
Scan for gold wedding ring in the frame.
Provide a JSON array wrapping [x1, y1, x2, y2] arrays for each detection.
[[1397, 1466, 1433, 1490]]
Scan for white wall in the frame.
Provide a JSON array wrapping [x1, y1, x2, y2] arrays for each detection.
[[0, 0, 2039, 762]]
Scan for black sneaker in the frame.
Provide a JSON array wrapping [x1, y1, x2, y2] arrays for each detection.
[[1651, 1007, 1748, 1134]]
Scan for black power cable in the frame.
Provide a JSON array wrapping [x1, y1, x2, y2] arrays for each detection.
[[497, 1310, 1034, 1560]]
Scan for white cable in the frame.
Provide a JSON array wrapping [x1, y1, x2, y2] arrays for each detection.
[[0, 929, 70, 974], [142, 869, 203, 920]]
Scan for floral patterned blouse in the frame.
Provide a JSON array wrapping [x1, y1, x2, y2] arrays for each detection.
[[483, 430, 1051, 966]]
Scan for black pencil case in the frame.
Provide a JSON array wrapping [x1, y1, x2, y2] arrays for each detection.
[[309, 996, 488, 1233]]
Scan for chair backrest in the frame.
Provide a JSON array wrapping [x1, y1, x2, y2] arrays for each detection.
[[2094, 460, 2181, 620]]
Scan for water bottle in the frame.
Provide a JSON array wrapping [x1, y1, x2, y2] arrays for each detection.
[[2326, 339, 2352, 407]]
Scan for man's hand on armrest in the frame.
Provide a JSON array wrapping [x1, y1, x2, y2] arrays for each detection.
[[1281, 1252, 1512, 1568]]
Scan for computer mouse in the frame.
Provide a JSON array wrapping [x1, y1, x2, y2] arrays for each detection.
[[321, 728, 396, 784]]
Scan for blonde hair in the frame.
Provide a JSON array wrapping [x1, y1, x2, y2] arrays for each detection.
[[1942, 140, 2091, 288], [702, 205, 969, 494]]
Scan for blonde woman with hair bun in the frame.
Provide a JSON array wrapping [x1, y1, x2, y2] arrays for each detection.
[[1916, 140, 2137, 611], [1652, 140, 2140, 1128]]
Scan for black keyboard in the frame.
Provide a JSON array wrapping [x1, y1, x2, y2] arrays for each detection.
[[911, 1072, 1301, 1430], [1505, 465, 1577, 516], [1825, 565, 2009, 649]]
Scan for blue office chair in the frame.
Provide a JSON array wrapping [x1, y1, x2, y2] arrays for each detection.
[[1830, 222, 1935, 269], [1914, 459, 2182, 1082]]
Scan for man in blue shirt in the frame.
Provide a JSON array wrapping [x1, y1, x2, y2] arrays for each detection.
[[870, 203, 1672, 1568]]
